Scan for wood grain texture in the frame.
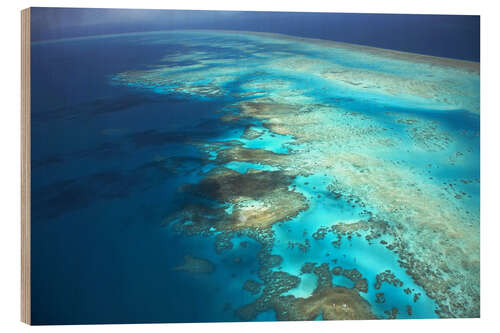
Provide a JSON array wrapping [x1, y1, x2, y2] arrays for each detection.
[[21, 7, 31, 325]]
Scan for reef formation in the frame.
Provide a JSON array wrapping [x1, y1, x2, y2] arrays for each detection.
[[113, 30, 480, 320], [173, 254, 215, 274]]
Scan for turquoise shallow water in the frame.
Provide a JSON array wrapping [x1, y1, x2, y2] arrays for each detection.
[[31, 30, 479, 323]]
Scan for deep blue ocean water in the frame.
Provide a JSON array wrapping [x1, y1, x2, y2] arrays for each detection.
[[30, 8, 480, 61], [31, 38, 257, 324]]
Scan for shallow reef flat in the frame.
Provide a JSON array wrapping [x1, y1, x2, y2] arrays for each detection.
[[112, 30, 480, 320], [170, 167, 309, 232]]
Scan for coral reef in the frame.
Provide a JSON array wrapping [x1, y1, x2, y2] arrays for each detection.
[[236, 263, 377, 321], [242, 280, 264, 295], [374, 270, 404, 290], [113, 30, 480, 319], [172, 254, 215, 274], [165, 167, 308, 233]]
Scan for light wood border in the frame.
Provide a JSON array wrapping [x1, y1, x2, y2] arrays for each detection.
[[21, 7, 31, 325]]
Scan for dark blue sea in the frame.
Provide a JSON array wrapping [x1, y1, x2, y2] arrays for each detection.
[[31, 37, 246, 324]]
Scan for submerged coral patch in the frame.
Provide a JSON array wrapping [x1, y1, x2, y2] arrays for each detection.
[[173, 254, 216, 274]]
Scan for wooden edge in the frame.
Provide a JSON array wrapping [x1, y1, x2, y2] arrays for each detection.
[[21, 7, 31, 325]]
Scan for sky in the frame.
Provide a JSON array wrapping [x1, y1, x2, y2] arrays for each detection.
[[30, 7, 480, 61]]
